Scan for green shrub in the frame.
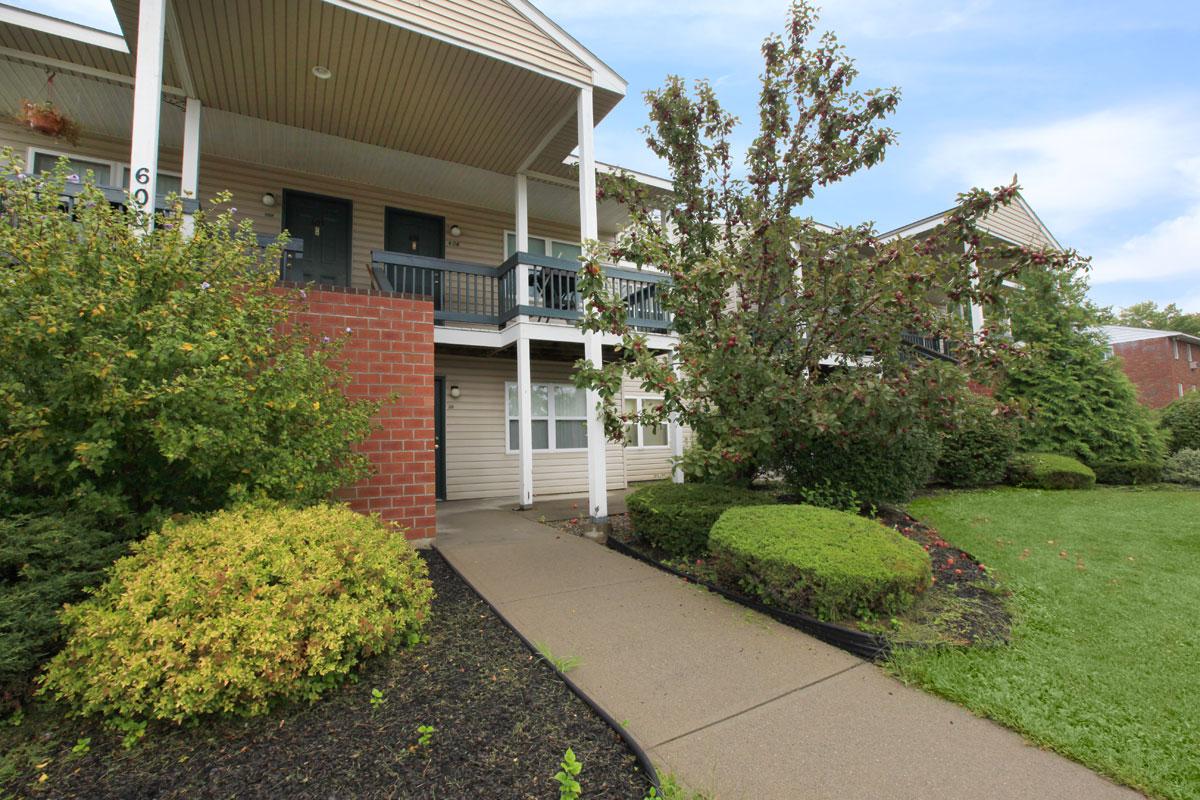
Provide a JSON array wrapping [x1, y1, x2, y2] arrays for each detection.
[[1163, 449, 1200, 486], [1092, 461, 1163, 486], [935, 398, 1021, 487], [0, 157, 376, 527], [786, 478, 861, 512], [1008, 452, 1096, 490], [38, 504, 432, 724], [780, 425, 942, 509], [1161, 393, 1200, 454], [626, 481, 773, 557], [709, 505, 932, 621], [0, 513, 134, 709]]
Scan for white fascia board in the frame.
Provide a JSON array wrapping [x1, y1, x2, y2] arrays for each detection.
[[561, 155, 674, 192], [505, 0, 626, 95], [0, 4, 128, 52], [434, 321, 676, 351]]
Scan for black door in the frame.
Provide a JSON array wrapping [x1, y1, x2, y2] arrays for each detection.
[[385, 207, 445, 258], [433, 377, 447, 501], [282, 190, 352, 286]]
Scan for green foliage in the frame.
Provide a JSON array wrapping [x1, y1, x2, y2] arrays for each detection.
[[935, 397, 1022, 488], [0, 512, 134, 708], [0, 155, 376, 528], [626, 481, 773, 557], [415, 724, 435, 748], [896, 488, 1200, 799], [38, 504, 433, 724], [785, 478, 861, 512], [369, 688, 386, 710], [997, 262, 1164, 467], [1091, 461, 1163, 486], [1160, 392, 1200, 454], [709, 505, 932, 621], [1007, 453, 1096, 490], [573, 4, 1078, 505], [1104, 300, 1200, 338], [780, 418, 942, 508], [534, 642, 582, 674], [554, 747, 582, 800], [1163, 449, 1200, 486]]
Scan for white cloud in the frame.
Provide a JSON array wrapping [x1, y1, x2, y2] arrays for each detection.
[[1090, 204, 1200, 286], [924, 102, 1200, 234]]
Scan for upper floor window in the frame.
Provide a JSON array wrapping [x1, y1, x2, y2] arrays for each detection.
[[29, 147, 181, 196], [504, 232, 582, 263]]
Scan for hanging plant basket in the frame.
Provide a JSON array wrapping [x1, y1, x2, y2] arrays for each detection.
[[17, 99, 81, 146]]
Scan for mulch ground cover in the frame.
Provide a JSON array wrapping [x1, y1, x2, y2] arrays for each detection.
[[554, 505, 1010, 651], [0, 551, 651, 800]]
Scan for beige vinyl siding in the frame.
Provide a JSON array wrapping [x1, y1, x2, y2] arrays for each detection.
[[438, 353, 624, 500], [344, 0, 591, 85], [0, 122, 597, 291], [981, 202, 1055, 248], [619, 376, 687, 483]]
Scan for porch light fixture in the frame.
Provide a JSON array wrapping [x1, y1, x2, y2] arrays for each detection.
[[449, 224, 462, 237], [261, 192, 276, 207], [311, 65, 333, 80], [449, 385, 461, 398]]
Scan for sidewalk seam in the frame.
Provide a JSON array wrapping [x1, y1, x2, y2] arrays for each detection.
[[649, 661, 867, 750]]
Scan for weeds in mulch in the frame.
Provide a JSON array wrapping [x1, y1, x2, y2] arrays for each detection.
[[0, 551, 651, 800]]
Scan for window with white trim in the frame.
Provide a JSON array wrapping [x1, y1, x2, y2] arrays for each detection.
[[505, 382, 588, 451], [28, 147, 181, 195], [623, 396, 668, 448], [1174, 339, 1180, 359], [504, 232, 583, 263]]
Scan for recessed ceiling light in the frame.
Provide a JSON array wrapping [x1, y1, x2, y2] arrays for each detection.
[[311, 65, 332, 80]]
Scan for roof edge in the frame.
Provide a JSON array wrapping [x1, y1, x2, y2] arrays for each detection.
[[0, 3, 128, 52]]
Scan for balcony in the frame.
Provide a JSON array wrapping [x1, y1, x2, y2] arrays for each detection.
[[901, 331, 958, 362], [370, 250, 672, 332]]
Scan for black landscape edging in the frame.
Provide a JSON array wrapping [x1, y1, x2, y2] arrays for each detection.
[[430, 546, 661, 796], [605, 536, 890, 661]]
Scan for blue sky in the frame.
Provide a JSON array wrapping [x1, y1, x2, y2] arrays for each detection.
[[19, 0, 1200, 312]]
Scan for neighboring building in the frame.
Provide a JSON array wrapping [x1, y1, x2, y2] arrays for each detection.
[[0, 0, 680, 539], [1100, 326, 1200, 408]]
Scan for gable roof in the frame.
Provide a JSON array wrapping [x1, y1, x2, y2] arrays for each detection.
[[878, 190, 1062, 250], [1101, 325, 1200, 347]]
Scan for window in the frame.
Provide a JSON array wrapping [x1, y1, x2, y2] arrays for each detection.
[[1174, 340, 1180, 359], [623, 396, 669, 448], [28, 148, 182, 195], [121, 168, 182, 197], [504, 232, 583, 263], [1180, 383, 1185, 398], [505, 382, 588, 451]]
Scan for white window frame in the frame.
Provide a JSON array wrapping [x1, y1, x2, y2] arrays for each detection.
[[503, 231, 584, 262], [25, 146, 182, 193], [504, 381, 589, 453], [1173, 339, 1180, 359], [623, 395, 670, 449]]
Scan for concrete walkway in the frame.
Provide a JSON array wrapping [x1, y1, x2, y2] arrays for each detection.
[[435, 497, 1140, 800]]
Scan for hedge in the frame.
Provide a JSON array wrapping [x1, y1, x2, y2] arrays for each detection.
[[1008, 452, 1096, 490], [626, 481, 774, 557], [1163, 449, 1200, 486], [1092, 461, 1163, 486], [935, 399, 1021, 488], [1161, 393, 1200, 454], [709, 505, 932, 621], [39, 504, 433, 724]]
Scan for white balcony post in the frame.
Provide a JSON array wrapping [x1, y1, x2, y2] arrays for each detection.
[[128, 0, 167, 227], [670, 358, 685, 484], [965, 243, 985, 335], [180, 96, 201, 237], [515, 173, 530, 306], [578, 86, 607, 522], [517, 331, 534, 509]]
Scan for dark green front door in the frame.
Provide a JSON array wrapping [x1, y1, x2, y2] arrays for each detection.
[[282, 190, 352, 286], [385, 207, 445, 258], [433, 377, 447, 501]]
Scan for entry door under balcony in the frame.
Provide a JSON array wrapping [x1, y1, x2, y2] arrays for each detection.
[[282, 190, 352, 286]]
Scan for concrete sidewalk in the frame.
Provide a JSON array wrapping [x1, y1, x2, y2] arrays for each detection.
[[435, 498, 1140, 800]]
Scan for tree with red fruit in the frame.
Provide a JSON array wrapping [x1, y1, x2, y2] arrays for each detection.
[[574, 1, 1084, 505]]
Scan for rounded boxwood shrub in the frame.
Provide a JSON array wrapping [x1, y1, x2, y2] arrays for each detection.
[[626, 481, 773, 557], [1007, 452, 1096, 490], [935, 399, 1021, 488], [38, 504, 433, 724], [1163, 449, 1200, 486], [1092, 460, 1163, 486], [708, 505, 932, 621], [1161, 393, 1200, 454]]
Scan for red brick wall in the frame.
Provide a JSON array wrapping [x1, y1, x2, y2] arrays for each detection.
[[1111, 336, 1200, 409], [288, 286, 436, 542]]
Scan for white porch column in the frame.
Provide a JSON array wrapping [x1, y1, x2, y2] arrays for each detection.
[[515, 173, 534, 508], [515, 173, 530, 305], [670, 359, 685, 484], [128, 0, 167, 224], [965, 243, 985, 335], [180, 96, 201, 236], [578, 86, 607, 522]]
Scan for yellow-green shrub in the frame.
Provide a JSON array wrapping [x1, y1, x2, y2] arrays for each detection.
[[38, 504, 432, 724]]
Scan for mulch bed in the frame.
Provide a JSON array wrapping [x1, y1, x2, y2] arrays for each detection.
[[0, 551, 651, 800], [554, 506, 1010, 652]]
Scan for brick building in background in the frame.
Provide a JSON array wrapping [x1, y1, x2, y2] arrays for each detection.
[[1100, 325, 1200, 409]]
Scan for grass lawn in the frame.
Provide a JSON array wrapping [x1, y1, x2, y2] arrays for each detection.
[[889, 486, 1200, 800]]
